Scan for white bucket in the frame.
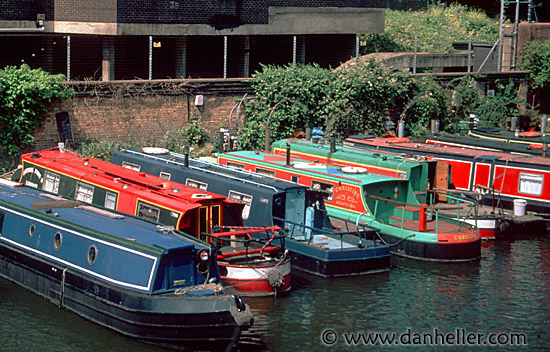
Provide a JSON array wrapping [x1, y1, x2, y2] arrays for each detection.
[[513, 199, 527, 217]]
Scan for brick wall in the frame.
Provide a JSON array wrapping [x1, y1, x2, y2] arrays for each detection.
[[116, 0, 385, 24], [0, 1, 53, 21], [31, 79, 252, 151]]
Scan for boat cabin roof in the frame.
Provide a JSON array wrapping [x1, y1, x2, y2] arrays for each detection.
[[345, 135, 550, 168], [21, 149, 231, 210], [220, 150, 399, 185], [119, 148, 312, 193], [0, 180, 207, 256]]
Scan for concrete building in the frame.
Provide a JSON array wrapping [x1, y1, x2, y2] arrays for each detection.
[[0, 1, 385, 80]]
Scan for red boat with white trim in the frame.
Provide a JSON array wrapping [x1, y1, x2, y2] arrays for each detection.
[[209, 226, 291, 296], [14, 147, 291, 296], [343, 135, 550, 235]]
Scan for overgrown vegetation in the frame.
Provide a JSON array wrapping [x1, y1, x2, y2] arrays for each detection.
[[361, 4, 500, 54], [0, 64, 73, 159], [237, 60, 524, 149], [77, 120, 214, 161], [518, 37, 550, 117]]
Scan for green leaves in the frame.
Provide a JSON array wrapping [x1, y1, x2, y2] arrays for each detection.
[[361, 4, 499, 55], [519, 37, 550, 91], [0, 64, 73, 156]]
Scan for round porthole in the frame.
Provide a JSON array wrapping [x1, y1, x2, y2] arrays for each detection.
[[87, 245, 98, 265], [29, 224, 35, 237], [53, 232, 62, 251]]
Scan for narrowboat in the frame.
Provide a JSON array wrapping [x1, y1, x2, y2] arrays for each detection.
[[468, 127, 550, 151], [271, 137, 502, 240], [15, 148, 290, 296], [427, 130, 550, 157], [217, 150, 481, 262], [343, 134, 550, 234], [111, 148, 391, 277], [0, 178, 253, 351], [208, 225, 290, 295]]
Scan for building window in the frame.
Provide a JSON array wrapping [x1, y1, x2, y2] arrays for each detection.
[[76, 182, 94, 204], [104, 192, 117, 210], [256, 167, 276, 177], [518, 172, 543, 196], [226, 161, 245, 169], [228, 190, 253, 220], [186, 178, 208, 191], [311, 180, 334, 201], [137, 202, 160, 223], [122, 161, 141, 171], [43, 171, 60, 194], [159, 172, 171, 180]]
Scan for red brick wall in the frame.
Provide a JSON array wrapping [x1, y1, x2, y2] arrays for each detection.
[[31, 79, 252, 151]]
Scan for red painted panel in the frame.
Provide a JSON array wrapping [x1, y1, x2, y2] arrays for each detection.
[[473, 163, 491, 189]]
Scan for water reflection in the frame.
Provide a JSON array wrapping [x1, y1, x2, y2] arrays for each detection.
[[1, 235, 549, 352]]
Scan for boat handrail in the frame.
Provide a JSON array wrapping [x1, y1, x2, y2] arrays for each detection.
[[202, 229, 287, 261], [122, 149, 281, 193], [369, 192, 477, 233], [272, 215, 379, 248]]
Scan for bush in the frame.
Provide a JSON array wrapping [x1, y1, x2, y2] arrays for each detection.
[[0, 64, 73, 157]]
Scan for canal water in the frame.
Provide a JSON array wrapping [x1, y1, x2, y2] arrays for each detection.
[[1, 233, 549, 351]]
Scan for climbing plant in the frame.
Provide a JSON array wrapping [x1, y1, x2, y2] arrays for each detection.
[[0, 64, 73, 157]]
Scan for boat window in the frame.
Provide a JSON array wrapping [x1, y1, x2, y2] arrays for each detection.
[[226, 161, 245, 169], [43, 171, 60, 194], [228, 190, 252, 220], [121, 161, 141, 171], [256, 167, 276, 177], [104, 191, 117, 210], [159, 172, 171, 180], [186, 178, 208, 191], [137, 202, 160, 223], [199, 207, 208, 234], [311, 180, 334, 201], [211, 205, 220, 228], [76, 182, 94, 204], [291, 175, 299, 183], [87, 245, 98, 265], [29, 224, 35, 237], [54, 232, 62, 251], [518, 172, 543, 196]]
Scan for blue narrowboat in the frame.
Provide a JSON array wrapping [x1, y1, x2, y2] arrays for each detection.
[[111, 148, 391, 277], [0, 179, 253, 351]]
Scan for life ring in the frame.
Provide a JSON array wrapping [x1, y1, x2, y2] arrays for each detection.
[[142, 147, 170, 154], [341, 166, 368, 174], [518, 131, 541, 138], [385, 137, 409, 144]]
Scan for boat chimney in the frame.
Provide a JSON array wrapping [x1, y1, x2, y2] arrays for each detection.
[[286, 143, 291, 165], [305, 127, 311, 140], [183, 146, 189, 168], [330, 133, 336, 153], [114, 143, 120, 152], [510, 116, 517, 132]]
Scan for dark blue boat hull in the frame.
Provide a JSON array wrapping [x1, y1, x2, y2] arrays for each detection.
[[0, 242, 244, 351]]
